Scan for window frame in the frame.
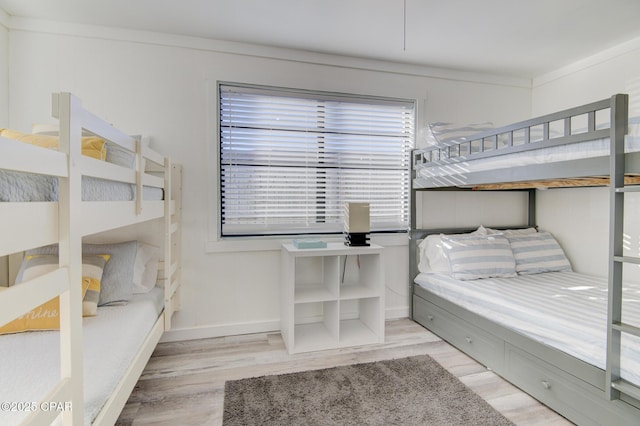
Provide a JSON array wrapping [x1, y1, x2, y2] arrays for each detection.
[[213, 81, 416, 243]]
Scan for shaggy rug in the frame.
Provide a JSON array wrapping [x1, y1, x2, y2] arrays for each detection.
[[222, 354, 514, 425]]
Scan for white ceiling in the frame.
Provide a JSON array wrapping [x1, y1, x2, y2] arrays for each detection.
[[2, 0, 640, 79]]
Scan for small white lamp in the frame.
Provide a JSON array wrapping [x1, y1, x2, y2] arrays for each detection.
[[344, 202, 370, 246]]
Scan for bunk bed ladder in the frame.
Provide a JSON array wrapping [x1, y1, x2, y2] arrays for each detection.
[[606, 93, 640, 403], [163, 162, 182, 330]]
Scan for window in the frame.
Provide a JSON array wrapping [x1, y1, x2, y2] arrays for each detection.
[[219, 83, 415, 237]]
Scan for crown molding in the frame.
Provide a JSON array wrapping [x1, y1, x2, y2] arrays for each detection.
[[533, 35, 640, 88], [0, 8, 9, 29], [8, 16, 531, 89]]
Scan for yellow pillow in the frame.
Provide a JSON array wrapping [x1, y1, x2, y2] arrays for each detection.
[[0, 128, 107, 160], [0, 254, 110, 335]]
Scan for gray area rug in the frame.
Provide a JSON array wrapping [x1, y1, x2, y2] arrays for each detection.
[[223, 354, 514, 425]]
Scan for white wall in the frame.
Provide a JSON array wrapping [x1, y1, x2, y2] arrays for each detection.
[[532, 38, 640, 281], [0, 10, 8, 126], [0, 11, 9, 282], [6, 21, 532, 338], [532, 37, 640, 116]]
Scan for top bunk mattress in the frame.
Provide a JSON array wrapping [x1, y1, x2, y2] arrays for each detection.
[[0, 171, 164, 202], [414, 116, 640, 188], [0, 131, 164, 202], [414, 271, 640, 386], [0, 287, 164, 425]]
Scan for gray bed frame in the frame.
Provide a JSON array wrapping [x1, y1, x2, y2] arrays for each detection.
[[410, 94, 640, 425]]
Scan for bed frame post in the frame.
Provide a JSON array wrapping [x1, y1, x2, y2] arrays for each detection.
[[163, 157, 173, 330], [606, 93, 629, 400], [408, 230, 418, 320], [163, 160, 182, 330], [56, 92, 85, 425], [528, 189, 536, 228], [409, 159, 417, 319], [172, 164, 182, 313], [135, 136, 145, 215]]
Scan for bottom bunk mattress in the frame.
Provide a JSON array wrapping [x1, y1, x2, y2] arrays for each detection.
[[414, 271, 640, 386], [0, 287, 164, 425]]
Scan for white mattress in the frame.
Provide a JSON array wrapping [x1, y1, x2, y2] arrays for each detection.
[[0, 172, 164, 202], [414, 271, 640, 386], [0, 287, 164, 425], [415, 117, 640, 184]]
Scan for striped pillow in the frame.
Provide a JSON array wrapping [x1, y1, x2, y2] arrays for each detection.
[[0, 254, 110, 335], [506, 232, 572, 275], [441, 234, 516, 280]]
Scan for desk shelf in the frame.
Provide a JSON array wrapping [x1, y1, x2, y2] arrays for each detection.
[[281, 243, 385, 354]]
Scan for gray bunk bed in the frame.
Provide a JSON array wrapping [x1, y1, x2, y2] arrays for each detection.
[[410, 94, 640, 425]]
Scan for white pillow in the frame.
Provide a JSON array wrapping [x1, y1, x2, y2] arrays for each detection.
[[441, 234, 517, 280], [422, 122, 494, 147], [417, 226, 488, 274], [133, 242, 160, 294]]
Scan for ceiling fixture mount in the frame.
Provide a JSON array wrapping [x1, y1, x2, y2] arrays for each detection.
[[403, 0, 407, 51]]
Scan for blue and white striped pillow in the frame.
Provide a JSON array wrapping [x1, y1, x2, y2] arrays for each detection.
[[506, 231, 572, 275], [441, 234, 516, 280]]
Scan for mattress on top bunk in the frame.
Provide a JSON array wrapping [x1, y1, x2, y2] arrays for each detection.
[[0, 287, 164, 425], [414, 271, 640, 386], [416, 117, 640, 181], [0, 171, 164, 202]]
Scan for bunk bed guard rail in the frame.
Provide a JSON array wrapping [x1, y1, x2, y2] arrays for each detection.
[[413, 95, 621, 170]]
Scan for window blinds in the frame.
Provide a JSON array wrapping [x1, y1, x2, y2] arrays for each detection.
[[219, 84, 415, 237]]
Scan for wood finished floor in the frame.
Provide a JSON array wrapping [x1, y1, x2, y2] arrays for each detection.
[[117, 318, 574, 425]]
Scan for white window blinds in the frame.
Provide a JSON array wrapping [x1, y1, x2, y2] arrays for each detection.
[[219, 84, 415, 237]]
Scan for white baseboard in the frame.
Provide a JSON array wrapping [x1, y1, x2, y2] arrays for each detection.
[[160, 319, 281, 343], [386, 306, 410, 320], [161, 307, 411, 342]]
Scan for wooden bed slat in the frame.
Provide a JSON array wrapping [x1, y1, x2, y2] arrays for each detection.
[[142, 173, 164, 189], [612, 380, 640, 401], [79, 156, 137, 184], [75, 110, 166, 169], [0, 268, 69, 327], [78, 157, 164, 189], [166, 277, 180, 301], [0, 203, 59, 257], [0, 138, 67, 176], [612, 322, 640, 338], [167, 261, 178, 280], [76, 105, 136, 153], [614, 255, 640, 265], [80, 200, 165, 236], [472, 175, 640, 190]]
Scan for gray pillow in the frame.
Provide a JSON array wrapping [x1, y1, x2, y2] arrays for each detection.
[[105, 143, 136, 169], [21, 240, 137, 306]]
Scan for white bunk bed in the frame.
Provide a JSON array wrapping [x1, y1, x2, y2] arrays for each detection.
[[0, 93, 182, 425], [410, 94, 640, 425]]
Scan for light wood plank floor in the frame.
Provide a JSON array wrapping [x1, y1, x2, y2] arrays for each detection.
[[117, 318, 574, 425]]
